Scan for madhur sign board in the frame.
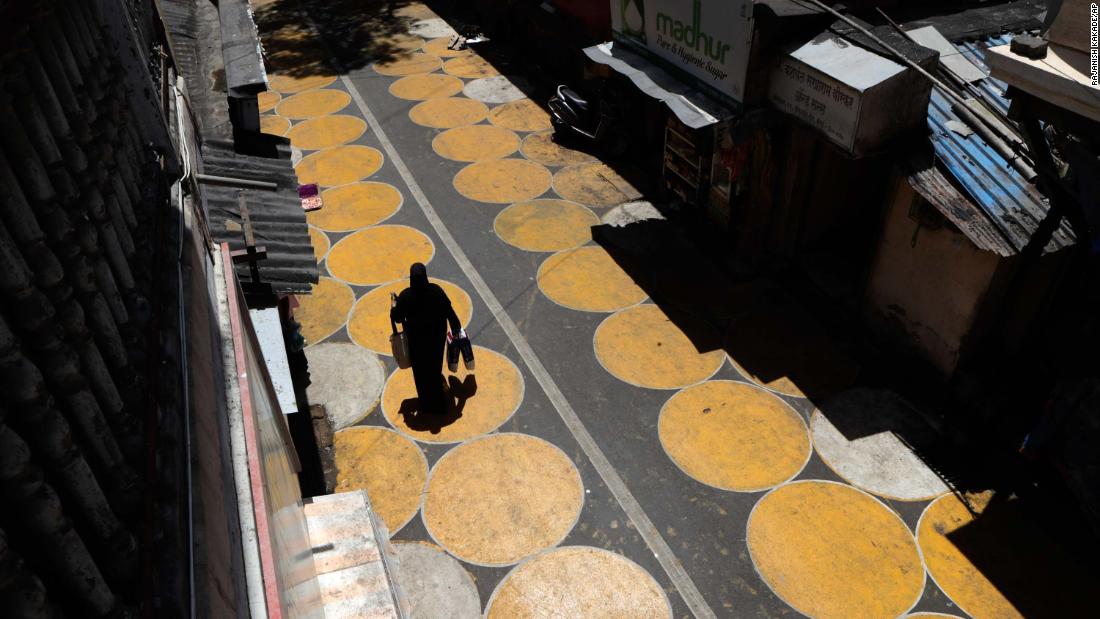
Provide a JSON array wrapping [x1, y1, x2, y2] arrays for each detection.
[[610, 0, 753, 103]]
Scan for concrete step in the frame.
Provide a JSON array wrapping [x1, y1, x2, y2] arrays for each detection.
[[304, 491, 408, 619]]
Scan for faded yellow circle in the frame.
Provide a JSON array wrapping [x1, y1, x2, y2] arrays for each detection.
[[268, 73, 338, 95], [285, 115, 367, 150], [487, 547, 670, 619], [554, 162, 638, 208], [422, 37, 473, 58], [327, 225, 435, 286], [432, 125, 519, 162], [260, 114, 290, 136], [423, 434, 581, 565], [374, 33, 425, 53], [521, 130, 597, 167], [488, 99, 553, 132], [453, 159, 551, 204], [295, 145, 384, 186], [748, 481, 924, 619], [659, 381, 810, 491], [918, 493, 1095, 619], [275, 89, 351, 119], [258, 90, 281, 113], [373, 53, 442, 77], [905, 615, 965, 619], [494, 199, 597, 252], [442, 55, 499, 79], [381, 346, 522, 444], [389, 73, 465, 100], [538, 246, 646, 312], [409, 98, 489, 128], [594, 304, 724, 389], [309, 182, 402, 231], [295, 276, 353, 345], [348, 278, 472, 356], [309, 226, 330, 262], [729, 357, 805, 398], [334, 426, 427, 534]]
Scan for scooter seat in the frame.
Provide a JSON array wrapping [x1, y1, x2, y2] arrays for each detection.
[[559, 86, 590, 114]]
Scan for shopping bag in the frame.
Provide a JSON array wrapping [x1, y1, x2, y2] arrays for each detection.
[[390, 317, 411, 369], [447, 329, 475, 372]]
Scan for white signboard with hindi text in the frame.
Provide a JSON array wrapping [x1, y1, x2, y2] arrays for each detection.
[[610, 0, 753, 104], [768, 36, 912, 155]]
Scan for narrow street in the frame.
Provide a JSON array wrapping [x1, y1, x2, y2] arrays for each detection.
[[248, 1, 1094, 617]]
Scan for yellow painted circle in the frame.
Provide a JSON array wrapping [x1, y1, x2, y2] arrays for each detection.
[[747, 481, 925, 619], [394, 3, 437, 19], [373, 53, 442, 77], [388, 73, 465, 100], [488, 99, 553, 132], [453, 159, 551, 204], [917, 493, 1094, 619], [334, 426, 427, 534], [295, 145, 384, 187], [729, 357, 805, 398], [658, 381, 810, 491], [487, 546, 671, 619], [285, 114, 367, 151], [295, 276, 353, 345], [260, 114, 290, 137], [431, 125, 519, 162], [537, 246, 646, 312], [348, 278, 472, 356], [258, 90, 280, 113], [905, 615, 965, 619], [494, 199, 597, 252], [554, 162, 637, 208], [309, 226, 330, 262], [409, 98, 489, 129], [442, 55, 499, 79], [326, 225, 435, 286], [268, 73, 338, 95], [422, 434, 581, 565], [275, 89, 351, 119], [309, 182, 402, 231], [422, 37, 473, 58], [521, 131, 597, 167], [374, 33, 425, 53], [594, 304, 725, 389], [381, 346, 522, 444]]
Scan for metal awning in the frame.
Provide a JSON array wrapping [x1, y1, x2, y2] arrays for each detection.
[[583, 42, 733, 129]]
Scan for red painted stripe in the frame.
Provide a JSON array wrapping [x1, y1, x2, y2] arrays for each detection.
[[221, 243, 285, 619]]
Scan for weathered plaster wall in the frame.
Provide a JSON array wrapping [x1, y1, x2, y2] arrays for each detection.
[[866, 179, 1000, 375]]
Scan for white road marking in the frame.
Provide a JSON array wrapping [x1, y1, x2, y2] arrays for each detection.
[[339, 73, 717, 619]]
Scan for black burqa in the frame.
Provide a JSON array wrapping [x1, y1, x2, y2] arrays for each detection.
[[390, 263, 461, 414]]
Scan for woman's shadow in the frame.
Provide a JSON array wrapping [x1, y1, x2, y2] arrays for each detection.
[[396, 375, 478, 434]]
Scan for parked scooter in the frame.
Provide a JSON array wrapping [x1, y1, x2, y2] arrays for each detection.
[[548, 83, 626, 156]]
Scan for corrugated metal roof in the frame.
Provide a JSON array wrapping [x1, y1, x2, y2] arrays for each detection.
[[202, 139, 319, 293], [920, 33, 1074, 256], [163, 0, 317, 293]]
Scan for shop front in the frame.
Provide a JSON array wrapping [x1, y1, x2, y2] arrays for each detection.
[[583, 0, 755, 234]]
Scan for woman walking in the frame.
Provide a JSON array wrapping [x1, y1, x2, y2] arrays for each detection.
[[390, 263, 462, 415]]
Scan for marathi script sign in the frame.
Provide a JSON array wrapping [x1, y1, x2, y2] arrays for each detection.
[[769, 36, 910, 155], [769, 57, 862, 151], [610, 0, 753, 104]]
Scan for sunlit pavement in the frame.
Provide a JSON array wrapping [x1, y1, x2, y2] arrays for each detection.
[[251, 1, 1096, 617]]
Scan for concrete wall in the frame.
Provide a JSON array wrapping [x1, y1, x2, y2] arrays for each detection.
[[866, 177, 1000, 376], [185, 193, 249, 619], [221, 245, 322, 618]]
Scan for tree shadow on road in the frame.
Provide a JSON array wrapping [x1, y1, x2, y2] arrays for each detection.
[[251, 0, 430, 77]]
